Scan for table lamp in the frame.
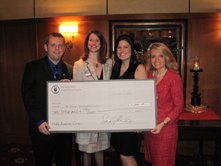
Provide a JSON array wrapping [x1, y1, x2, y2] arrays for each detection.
[[186, 55, 206, 113]]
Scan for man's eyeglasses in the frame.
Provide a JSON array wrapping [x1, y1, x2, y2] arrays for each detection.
[[48, 44, 65, 48]]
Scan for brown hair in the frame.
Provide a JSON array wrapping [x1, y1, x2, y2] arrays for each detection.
[[81, 30, 107, 64]]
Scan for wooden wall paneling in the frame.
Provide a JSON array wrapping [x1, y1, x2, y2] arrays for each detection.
[[35, 0, 107, 18], [0, 24, 6, 143], [190, 0, 221, 13], [0, 0, 221, 21], [108, 0, 189, 14], [0, 20, 36, 143], [0, 0, 34, 20], [186, 14, 221, 114]]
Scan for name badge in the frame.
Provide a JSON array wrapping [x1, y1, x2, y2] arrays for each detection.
[[85, 71, 91, 77]]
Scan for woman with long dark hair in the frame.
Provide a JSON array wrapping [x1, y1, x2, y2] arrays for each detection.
[[111, 34, 147, 166]]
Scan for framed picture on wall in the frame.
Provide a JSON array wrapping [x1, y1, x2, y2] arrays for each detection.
[[109, 20, 187, 96]]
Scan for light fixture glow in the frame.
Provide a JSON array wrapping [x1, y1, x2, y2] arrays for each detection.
[[59, 25, 78, 33], [59, 23, 78, 49]]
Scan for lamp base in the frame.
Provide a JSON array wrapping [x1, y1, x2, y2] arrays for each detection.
[[191, 97, 201, 106], [186, 104, 207, 114]]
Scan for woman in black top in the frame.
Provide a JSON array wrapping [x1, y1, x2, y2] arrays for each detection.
[[111, 34, 147, 166]]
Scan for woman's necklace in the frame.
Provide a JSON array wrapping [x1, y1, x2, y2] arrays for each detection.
[[88, 54, 99, 68], [91, 60, 99, 69], [92, 61, 102, 79]]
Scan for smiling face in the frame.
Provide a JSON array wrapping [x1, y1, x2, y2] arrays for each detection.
[[150, 48, 166, 70], [44, 36, 66, 64], [87, 33, 101, 54], [116, 40, 132, 62]]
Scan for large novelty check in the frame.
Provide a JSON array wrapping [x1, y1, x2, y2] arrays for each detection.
[[47, 79, 156, 132]]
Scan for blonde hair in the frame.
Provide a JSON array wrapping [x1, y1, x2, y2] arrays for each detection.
[[146, 42, 178, 73]]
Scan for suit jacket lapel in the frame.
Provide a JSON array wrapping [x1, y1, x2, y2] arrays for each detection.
[[43, 56, 54, 80], [85, 60, 98, 80]]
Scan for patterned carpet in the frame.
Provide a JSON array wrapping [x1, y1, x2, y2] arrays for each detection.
[[0, 143, 150, 166], [0, 143, 34, 166], [0, 143, 212, 166]]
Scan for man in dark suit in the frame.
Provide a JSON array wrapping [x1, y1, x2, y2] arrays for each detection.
[[21, 32, 74, 166]]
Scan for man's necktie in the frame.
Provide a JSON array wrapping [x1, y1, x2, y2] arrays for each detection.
[[54, 65, 60, 80]]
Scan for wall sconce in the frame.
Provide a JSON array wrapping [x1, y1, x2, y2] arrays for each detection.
[[59, 23, 78, 49]]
